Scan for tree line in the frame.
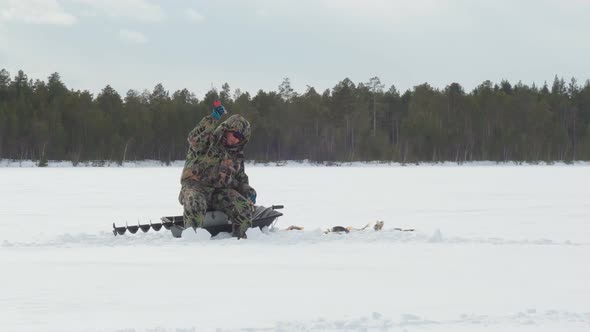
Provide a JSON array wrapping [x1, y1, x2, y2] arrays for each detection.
[[1, 68, 589, 165]]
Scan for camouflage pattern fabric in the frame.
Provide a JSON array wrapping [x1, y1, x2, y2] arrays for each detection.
[[179, 114, 256, 233], [179, 185, 253, 234]]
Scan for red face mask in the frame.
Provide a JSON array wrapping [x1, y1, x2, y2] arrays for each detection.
[[224, 131, 244, 146], [228, 131, 245, 141]]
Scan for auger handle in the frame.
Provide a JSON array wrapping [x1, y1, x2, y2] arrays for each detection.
[[271, 205, 284, 210]]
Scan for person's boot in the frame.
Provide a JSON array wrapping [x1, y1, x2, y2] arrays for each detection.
[[232, 223, 247, 240]]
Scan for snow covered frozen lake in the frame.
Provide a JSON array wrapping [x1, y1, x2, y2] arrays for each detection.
[[1, 164, 589, 331]]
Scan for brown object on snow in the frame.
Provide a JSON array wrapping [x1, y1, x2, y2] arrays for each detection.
[[374, 220, 384, 231], [285, 225, 304, 231]]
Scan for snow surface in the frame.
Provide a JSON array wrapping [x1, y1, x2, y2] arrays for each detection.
[[1, 165, 589, 331]]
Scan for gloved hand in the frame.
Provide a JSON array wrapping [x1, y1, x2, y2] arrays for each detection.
[[247, 191, 256, 204], [211, 100, 226, 120]]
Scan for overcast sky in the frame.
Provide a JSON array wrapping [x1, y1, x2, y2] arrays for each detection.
[[1, 0, 589, 98]]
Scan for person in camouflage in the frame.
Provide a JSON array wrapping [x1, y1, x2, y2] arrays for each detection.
[[179, 101, 256, 239]]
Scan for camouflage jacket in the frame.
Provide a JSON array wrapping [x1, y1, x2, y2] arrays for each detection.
[[180, 114, 255, 198]]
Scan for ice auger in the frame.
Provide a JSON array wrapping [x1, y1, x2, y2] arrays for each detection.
[[113, 205, 284, 238]]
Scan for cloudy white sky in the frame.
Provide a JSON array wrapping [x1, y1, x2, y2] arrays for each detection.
[[1, 0, 589, 97]]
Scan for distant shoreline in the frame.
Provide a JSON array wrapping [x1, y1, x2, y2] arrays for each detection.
[[1, 159, 589, 168]]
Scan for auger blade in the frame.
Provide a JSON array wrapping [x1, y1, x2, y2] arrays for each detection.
[[139, 223, 151, 233], [127, 223, 139, 234], [151, 222, 163, 231], [113, 223, 127, 236]]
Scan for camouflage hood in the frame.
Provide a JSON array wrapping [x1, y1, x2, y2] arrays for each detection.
[[213, 114, 251, 151]]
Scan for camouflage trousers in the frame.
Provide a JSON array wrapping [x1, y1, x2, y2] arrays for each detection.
[[179, 185, 253, 234]]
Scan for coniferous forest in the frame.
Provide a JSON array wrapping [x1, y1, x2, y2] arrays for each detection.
[[1, 68, 590, 165]]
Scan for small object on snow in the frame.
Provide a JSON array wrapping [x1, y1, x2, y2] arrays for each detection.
[[394, 227, 415, 232], [328, 226, 350, 234], [285, 225, 304, 231], [374, 220, 384, 231]]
